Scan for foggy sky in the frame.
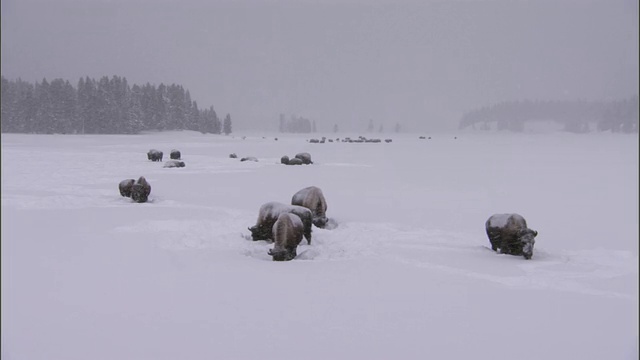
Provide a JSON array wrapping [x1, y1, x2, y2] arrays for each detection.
[[1, 0, 638, 132]]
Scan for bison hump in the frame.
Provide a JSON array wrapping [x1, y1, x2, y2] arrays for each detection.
[[487, 213, 527, 229]]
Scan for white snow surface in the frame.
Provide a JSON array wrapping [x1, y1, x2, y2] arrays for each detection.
[[1, 131, 638, 360]]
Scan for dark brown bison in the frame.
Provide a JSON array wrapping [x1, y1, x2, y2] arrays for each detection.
[[248, 201, 313, 244], [170, 149, 181, 160], [147, 149, 163, 162], [291, 186, 328, 228], [280, 155, 290, 164], [267, 213, 304, 261], [131, 176, 151, 203], [485, 213, 538, 259], [119, 179, 135, 197]]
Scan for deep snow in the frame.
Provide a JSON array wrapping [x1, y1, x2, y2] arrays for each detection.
[[1, 131, 638, 360]]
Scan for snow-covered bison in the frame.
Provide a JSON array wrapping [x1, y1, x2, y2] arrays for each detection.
[[163, 160, 185, 168], [294, 152, 313, 164], [286, 157, 303, 165], [485, 213, 538, 259], [147, 149, 163, 162], [291, 186, 328, 228], [267, 213, 304, 261], [170, 149, 181, 160], [119, 179, 135, 197], [131, 176, 151, 203], [248, 201, 313, 244]]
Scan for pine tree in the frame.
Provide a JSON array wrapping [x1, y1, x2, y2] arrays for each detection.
[[126, 84, 144, 134], [223, 113, 232, 135], [35, 78, 55, 134]]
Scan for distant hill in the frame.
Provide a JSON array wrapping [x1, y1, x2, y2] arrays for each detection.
[[459, 97, 638, 133]]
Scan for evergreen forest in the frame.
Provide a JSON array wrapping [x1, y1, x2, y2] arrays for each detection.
[[1, 75, 232, 135]]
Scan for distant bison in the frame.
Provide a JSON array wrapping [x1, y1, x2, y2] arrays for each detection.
[[170, 149, 181, 160], [118, 179, 135, 197], [267, 213, 304, 261], [131, 176, 151, 203], [291, 186, 328, 228], [229, 153, 238, 159], [485, 213, 538, 259], [249, 201, 313, 244], [163, 160, 185, 168], [294, 152, 313, 165], [280, 155, 290, 164], [240, 156, 258, 162], [147, 149, 163, 162]]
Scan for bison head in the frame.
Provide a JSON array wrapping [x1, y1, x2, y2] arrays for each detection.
[[312, 216, 328, 229], [519, 229, 538, 259], [268, 248, 297, 261], [248, 225, 270, 241]]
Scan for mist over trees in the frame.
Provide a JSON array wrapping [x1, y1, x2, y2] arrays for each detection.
[[1, 75, 231, 135], [278, 113, 317, 133], [459, 97, 639, 133]]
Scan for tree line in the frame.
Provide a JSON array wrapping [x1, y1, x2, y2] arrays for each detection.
[[459, 97, 639, 133], [278, 114, 318, 133], [1, 75, 232, 135]]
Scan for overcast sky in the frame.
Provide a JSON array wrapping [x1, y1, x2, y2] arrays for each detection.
[[1, 0, 638, 132]]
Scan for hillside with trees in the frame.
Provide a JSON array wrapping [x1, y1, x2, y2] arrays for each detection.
[[459, 97, 639, 133], [1, 75, 232, 135]]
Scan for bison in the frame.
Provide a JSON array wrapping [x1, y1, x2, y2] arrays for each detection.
[[280, 155, 290, 164], [485, 213, 538, 259], [163, 160, 185, 168], [240, 156, 258, 162], [294, 152, 313, 165], [131, 176, 151, 203], [267, 213, 304, 261], [286, 158, 303, 165], [291, 186, 328, 228], [248, 201, 313, 244], [170, 149, 181, 160], [147, 149, 163, 162], [118, 179, 135, 197]]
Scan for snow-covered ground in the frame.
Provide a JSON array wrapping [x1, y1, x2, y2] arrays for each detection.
[[1, 130, 638, 360]]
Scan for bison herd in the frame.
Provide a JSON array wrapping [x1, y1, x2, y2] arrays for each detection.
[[117, 148, 185, 203], [281, 152, 312, 165], [147, 148, 186, 169], [249, 186, 329, 261], [122, 145, 540, 260]]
